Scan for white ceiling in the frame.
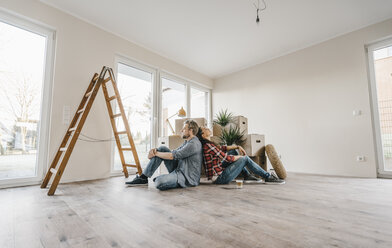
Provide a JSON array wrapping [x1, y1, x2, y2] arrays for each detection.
[[41, 0, 392, 79]]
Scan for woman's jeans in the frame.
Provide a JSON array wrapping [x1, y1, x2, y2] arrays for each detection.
[[222, 150, 250, 177], [215, 155, 270, 184]]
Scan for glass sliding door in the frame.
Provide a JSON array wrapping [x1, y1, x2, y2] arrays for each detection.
[[113, 61, 154, 171], [190, 87, 209, 120], [368, 40, 392, 177], [0, 13, 53, 185], [161, 77, 186, 136]]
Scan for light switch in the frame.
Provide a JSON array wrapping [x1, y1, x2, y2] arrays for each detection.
[[353, 110, 362, 116], [63, 105, 71, 125]]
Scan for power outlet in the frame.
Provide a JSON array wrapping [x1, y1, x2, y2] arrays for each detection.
[[356, 156, 365, 162]]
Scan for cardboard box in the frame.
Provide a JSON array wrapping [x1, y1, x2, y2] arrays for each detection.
[[175, 118, 207, 135], [213, 116, 248, 137], [157, 135, 184, 150], [212, 123, 223, 137], [250, 155, 267, 171], [210, 136, 222, 145], [243, 134, 265, 156], [232, 116, 248, 135]]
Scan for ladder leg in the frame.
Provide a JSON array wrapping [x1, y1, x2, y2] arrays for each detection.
[[108, 68, 142, 175], [41, 134, 70, 188], [41, 73, 99, 189], [43, 71, 102, 195], [101, 79, 129, 178]]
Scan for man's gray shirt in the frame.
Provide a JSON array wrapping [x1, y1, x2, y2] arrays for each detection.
[[171, 137, 202, 187]]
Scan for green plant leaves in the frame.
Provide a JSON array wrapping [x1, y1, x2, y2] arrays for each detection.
[[220, 125, 245, 146], [213, 109, 233, 127]]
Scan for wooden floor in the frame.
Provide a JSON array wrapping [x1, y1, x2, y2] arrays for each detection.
[[1, 173, 392, 248]]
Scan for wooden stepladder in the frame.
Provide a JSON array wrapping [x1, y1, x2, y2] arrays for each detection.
[[41, 66, 142, 195]]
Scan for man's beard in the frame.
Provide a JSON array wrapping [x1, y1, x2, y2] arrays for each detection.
[[182, 134, 190, 139]]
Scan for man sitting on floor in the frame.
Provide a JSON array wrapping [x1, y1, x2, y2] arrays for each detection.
[[126, 120, 203, 190]]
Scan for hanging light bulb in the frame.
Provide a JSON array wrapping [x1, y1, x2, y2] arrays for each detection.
[[253, 0, 266, 24]]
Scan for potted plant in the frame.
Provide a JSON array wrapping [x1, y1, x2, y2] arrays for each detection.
[[220, 125, 245, 146], [213, 109, 233, 136]]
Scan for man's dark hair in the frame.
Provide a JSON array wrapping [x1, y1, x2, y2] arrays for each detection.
[[184, 119, 199, 135]]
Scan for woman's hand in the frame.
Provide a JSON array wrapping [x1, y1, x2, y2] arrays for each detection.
[[238, 146, 247, 155], [233, 155, 243, 161]]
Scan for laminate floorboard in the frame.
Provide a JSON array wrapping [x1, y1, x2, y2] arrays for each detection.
[[1, 173, 392, 248]]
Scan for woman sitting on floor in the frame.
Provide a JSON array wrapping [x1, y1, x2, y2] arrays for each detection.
[[196, 127, 284, 184]]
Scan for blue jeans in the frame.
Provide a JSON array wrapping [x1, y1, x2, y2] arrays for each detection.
[[142, 146, 181, 191], [215, 156, 270, 184], [222, 150, 251, 177]]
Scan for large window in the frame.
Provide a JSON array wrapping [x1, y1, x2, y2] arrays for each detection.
[[368, 40, 392, 178], [191, 87, 209, 120], [113, 62, 154, 171], [161, 77, 186, 136], [160, 74, 211, 137], [0, 11, 54, 186], [111, 59, 211, 174]]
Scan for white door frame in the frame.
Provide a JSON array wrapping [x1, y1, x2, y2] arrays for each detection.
[[0, 9, 56, 188], [367, 38, 392, 178], [111, 55, 158, 175]]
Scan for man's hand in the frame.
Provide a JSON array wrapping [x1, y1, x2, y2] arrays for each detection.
[[238, 146, 247, 156], [148, 148, 157, 159]]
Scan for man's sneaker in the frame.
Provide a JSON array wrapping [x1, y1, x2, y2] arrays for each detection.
[[243, 174, 264, 184], [265, 172, 285, 185], [125, 175, 148, 186]]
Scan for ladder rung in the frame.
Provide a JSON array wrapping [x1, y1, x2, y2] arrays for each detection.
[[77, 108, 85, 114], [103, 77, 111, 83], [59, 147, 67, 152], [121, 147, 133, 151], [50, 168, 57, 174], [107, 96, 117, 101], [124, 164, 137, 168], [111, 113, 122, 118], [116, 131, 127, 135], [85, 91, 93, 97], [69, 127, 77, 132]]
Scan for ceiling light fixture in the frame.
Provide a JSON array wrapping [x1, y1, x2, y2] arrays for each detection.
[[253, 0, 267, 24]]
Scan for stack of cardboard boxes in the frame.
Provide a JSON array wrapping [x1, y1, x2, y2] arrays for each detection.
[[212, 116, 267, 171]]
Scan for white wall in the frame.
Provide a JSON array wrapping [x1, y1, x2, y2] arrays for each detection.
[[213, 18, 392, 178], [0, 0, 212, 182]]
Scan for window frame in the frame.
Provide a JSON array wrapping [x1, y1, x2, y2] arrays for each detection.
[[190, 84, 211, 121], [111, 56, 158, 175], [367, 37, 392, 178], [159, 72, 188, 137], [110, 56, 212, 175], [0, 9, 56, 188], [159, 71, 212, 137]]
